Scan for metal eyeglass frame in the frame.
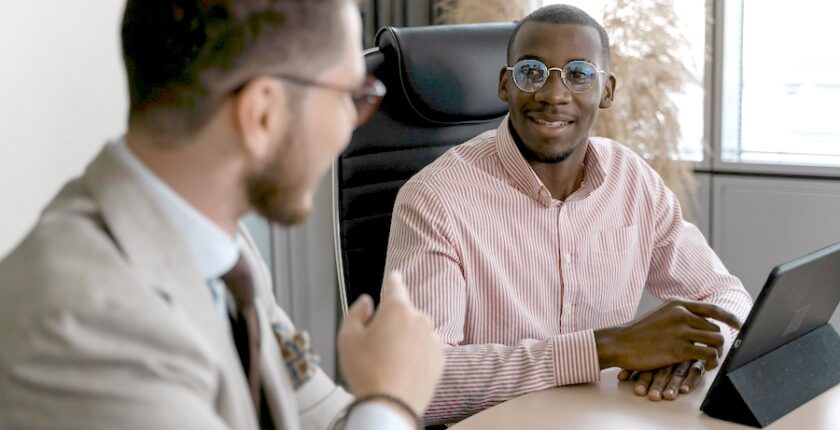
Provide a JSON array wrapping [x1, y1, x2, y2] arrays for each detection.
[[506, 59, 607, 94]]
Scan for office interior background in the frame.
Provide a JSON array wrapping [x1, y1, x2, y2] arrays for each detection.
[[1, 0, 839, 379]]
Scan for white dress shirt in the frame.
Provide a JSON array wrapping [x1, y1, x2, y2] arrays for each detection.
[[112, 139, 411, 430]]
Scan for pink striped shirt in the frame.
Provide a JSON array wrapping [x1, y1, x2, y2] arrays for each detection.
[[384, 117, 752, 425]]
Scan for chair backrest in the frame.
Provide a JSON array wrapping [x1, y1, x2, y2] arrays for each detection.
[[333, 23, 515, 312]]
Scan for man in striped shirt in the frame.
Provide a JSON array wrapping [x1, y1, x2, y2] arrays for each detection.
[[384, 4, 752, 425]]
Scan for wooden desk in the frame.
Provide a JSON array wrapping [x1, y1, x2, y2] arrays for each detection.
[[451, 367, 840, 429]]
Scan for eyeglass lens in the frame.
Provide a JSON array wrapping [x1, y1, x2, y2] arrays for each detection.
[[351, 76, 386, 127], [512, 59, 599, 93]]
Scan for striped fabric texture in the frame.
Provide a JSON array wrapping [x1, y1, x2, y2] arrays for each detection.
[[384, 116, 752, 424]]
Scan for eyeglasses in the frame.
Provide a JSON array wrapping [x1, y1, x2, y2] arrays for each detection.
[[274, 74, 386, 128], [506, 59, 606, 94], [235, 74, 386, 128]]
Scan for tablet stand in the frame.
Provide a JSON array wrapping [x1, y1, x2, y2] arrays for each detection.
[[701, 323, 840, 428]]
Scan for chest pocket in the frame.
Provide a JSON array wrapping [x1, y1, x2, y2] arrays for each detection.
[[581, 224, 641, 327], [593, 224, 639, 254]]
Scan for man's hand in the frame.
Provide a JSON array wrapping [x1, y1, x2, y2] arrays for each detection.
[[594, 299, 740, 371], [617, 360, 707, 401], [337, 272, 444, 417]]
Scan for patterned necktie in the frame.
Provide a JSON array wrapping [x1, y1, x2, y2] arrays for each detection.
[[221, 255, 262, 415]]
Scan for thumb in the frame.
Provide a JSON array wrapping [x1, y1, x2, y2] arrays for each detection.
[[380, 271, 410, 304], [343, 294, 374, 329]]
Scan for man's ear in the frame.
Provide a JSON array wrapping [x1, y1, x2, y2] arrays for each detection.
[[233, 77, 288, 161], [498, 66, 510, 102], [599, 73, 616, 109]]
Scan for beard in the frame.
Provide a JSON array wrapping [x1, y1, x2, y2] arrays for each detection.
[[517, 141, 577, 163], [246, 113, 313, 226], [248, 172, 312, 226], [509, 120, 582, 164]]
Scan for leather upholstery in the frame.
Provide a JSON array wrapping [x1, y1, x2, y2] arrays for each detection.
[[336, 23, 515, 307]]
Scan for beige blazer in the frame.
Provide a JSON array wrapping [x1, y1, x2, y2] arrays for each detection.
[[0, 144, 352, 430]]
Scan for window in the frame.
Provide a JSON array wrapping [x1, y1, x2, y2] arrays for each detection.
[[721, 0, 840, 168]]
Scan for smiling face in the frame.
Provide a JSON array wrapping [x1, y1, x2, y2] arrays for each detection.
[[499, 22, 615, 163]]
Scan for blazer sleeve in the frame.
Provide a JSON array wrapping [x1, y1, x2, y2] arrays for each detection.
[[0, 282, 232, 430]]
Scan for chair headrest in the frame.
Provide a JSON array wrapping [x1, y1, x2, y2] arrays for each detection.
[[374, 23, 515, 125]]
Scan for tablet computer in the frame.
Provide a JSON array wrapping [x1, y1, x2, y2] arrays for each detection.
[[700, 241, 840, 427]]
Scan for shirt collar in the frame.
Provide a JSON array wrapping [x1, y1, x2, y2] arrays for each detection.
[[111, 138, 239, 281], [496, 115, 606, 206]]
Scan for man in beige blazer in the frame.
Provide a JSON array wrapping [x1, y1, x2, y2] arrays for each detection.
[[0, 1, 442, 429]]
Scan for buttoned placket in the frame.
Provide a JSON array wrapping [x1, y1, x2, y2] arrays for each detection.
[[557, 199, 574, 332]]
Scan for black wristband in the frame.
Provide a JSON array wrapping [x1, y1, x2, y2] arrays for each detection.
[[333, 393, 422, 430]]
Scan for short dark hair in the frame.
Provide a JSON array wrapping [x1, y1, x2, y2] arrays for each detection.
[[121, 0, 349, 136], [507, 4, 610, 69]]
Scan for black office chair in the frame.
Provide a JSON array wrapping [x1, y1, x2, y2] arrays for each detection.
[[333, 23, 515, 313]]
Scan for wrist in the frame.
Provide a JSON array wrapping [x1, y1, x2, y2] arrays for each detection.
[[367, 399, 417, 428], [594, 326, 620, 369], [343, 393, 421, 430]]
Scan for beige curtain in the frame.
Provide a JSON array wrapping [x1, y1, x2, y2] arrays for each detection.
[[433, 0, 531, 24], [362, 0, 434, 47], [592, 0, 699, 210]]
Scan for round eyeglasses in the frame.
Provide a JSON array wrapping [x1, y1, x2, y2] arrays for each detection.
[[506, 59, 606, 94]]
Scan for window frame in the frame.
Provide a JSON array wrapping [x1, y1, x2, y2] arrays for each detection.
[[709, 0, 840, 178]]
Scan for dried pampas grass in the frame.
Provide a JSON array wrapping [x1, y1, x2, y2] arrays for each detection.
[[593, 0, 700, 211], [434, 0, 530, 24]]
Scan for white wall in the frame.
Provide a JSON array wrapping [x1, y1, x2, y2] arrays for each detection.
[[711, 175, 840, 329], [0, 1, 128, 258]]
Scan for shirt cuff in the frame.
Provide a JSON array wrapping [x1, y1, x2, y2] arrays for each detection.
[[344, 402, 414, 430], [553, 329, 601, 385]]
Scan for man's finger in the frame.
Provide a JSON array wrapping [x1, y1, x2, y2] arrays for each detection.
[[664, 361, 690, 400], [635, 371, 654, 396], [420, 313, 434, 329], [685, 329, 726, 351], [680, 360, 706, 393], [343, 294, 374, 329], [617, 369, 632, 381], [686, 314, 721, 332], [681, 302, 742, 330], [685, 344, 719, 369], [380, 271, 410, 304], [648, 366, 672, 401]]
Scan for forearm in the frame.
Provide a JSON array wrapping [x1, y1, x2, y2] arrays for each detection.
[[649, 221, 753, 340], [424, 331, 599, 425]]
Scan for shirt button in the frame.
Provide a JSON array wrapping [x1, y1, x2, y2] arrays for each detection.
[[564, 253, 572, 261]]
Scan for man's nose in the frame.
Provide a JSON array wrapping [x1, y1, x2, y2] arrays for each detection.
[[534, 71, 573, 104]]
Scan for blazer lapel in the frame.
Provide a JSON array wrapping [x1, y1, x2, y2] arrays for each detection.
[[239, 234, 299, 430], [257, 301, 299, 430], [82, 144, 260, 429]]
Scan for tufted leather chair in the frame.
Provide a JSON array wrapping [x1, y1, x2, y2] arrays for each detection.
[[333, 23, 515, 313]]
